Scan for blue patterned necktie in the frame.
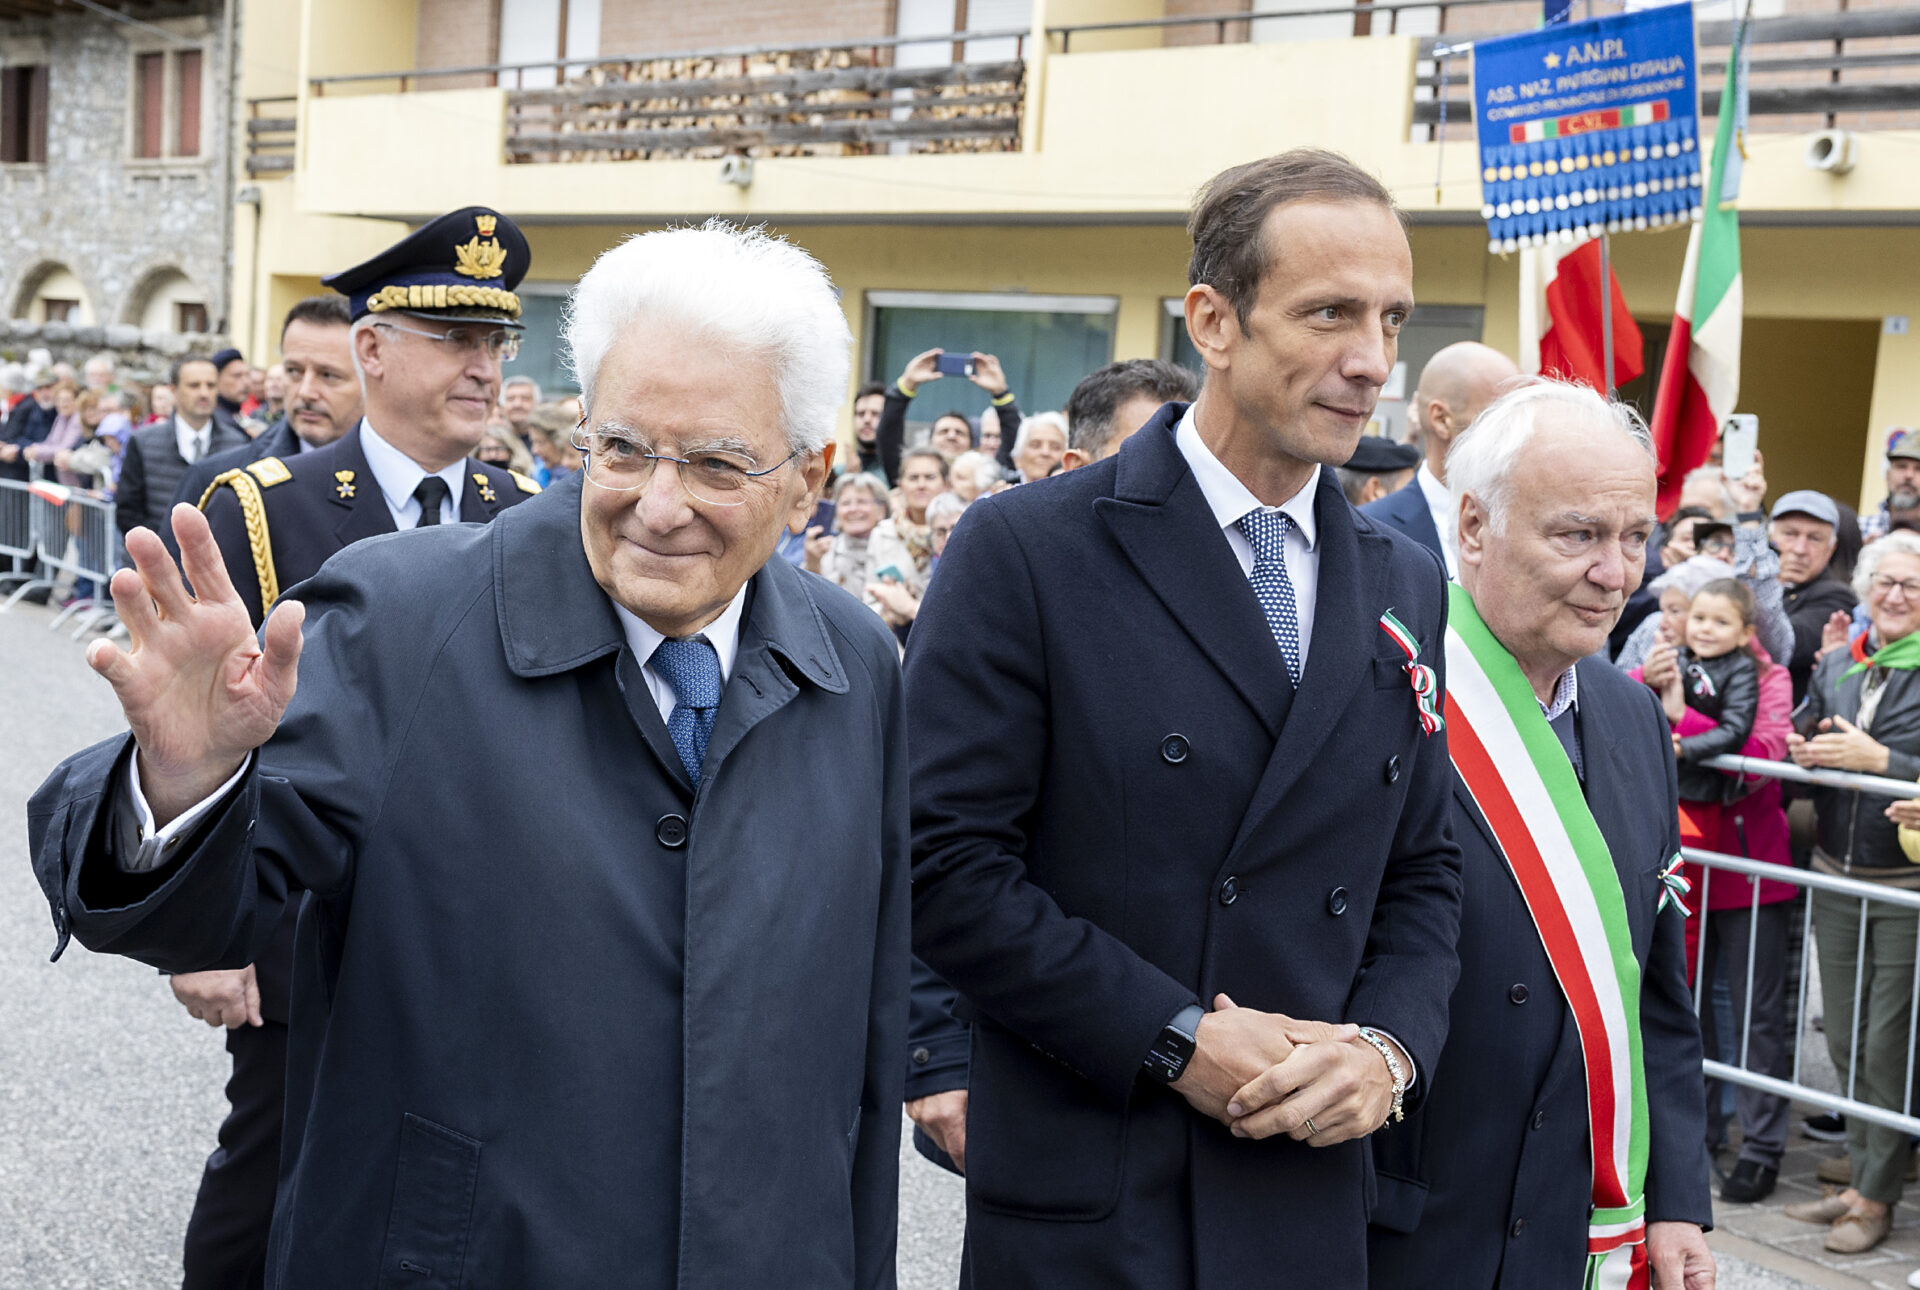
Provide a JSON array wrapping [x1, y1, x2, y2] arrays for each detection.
[[1237, 510, 1303, 686], [649, 636, 723, 787]]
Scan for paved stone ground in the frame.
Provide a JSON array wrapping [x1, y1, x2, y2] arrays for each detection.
[[0, 599, 1874, 1289]]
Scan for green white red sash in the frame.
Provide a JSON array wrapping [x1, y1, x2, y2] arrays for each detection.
[[1441, 583, 1651, 1290]]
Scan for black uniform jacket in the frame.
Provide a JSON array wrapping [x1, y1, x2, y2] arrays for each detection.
[[905, 403, 1464, 1289], [27, 475, 909, 1289], [1359, 471, 1445, 565], [1369, 657, 1713, 1289]]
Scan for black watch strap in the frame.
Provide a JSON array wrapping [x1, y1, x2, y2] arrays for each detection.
[[1143, 1003, 1206, 1084]]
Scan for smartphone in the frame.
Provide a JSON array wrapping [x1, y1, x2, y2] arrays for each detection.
[[934, 352, 975, 378], [809, 500, 835, 533], [874, 564, 906, 584], [1722, 414, 1759, 481]]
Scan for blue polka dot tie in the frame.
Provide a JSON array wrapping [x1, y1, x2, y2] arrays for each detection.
[[1237, 510, 1303, 686], [649, 636, 723, 787]]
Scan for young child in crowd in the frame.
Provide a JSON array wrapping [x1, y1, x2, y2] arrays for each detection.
[[1672, 579, 1763, 802]]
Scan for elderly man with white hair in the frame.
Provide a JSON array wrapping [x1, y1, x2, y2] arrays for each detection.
[[1368, 379, 1715, 1290], [27, 221, 908, 1289]]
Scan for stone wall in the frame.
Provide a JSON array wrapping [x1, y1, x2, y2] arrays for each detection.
[[0, 6, 234, 350], [0, 318, 235, 387]]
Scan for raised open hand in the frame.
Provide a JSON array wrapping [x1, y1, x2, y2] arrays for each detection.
[[86, 503, 304, 826]]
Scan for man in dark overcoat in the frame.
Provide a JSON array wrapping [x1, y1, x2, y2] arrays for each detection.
[[905, 149, 1464, 1288], [27, 221, 906, 1289], [1367, 380, 1715, 1289]]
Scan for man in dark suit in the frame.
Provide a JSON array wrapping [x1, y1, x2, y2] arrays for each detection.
[[1361, 341, 1518, 576], [907, 149, 1463, 1289], [172, 296, 362, 513], [165, 211, 536, 1290], [0, 366, 57, 482], [1367, 380, 1714, 1289], [30, 218, 905, 1288], [117, 356, 246, 548]]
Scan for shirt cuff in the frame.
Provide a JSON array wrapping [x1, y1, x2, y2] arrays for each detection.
[[122, 753, 253, 874]]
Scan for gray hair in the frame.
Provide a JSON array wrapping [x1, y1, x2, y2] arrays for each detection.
[[1013, 410, 1068, 459], [501, 375, 541, 401], [1854, 530, 1920, 600], [1446, 378, 1654, 534], [565, 219, 851, 455], [833, 471, 887, 506], [926, 492, 967, 526]]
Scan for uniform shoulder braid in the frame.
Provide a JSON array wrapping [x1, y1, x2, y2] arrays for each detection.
[[197, 465, 281, 608]]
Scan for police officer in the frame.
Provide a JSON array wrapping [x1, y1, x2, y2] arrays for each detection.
[[176, 206, 540, 1290]]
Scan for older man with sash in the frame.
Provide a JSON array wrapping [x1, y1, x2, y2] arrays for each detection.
[[1363, 380, 1715, 1289]]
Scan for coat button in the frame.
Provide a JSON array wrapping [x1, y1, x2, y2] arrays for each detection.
[[1384, 755, 1401, 784], [1161, 733, 1190, 764], [1509, 984, 1529, 1005], [1510, 1218, 1527, 1238], [655, 814, 689, 849], [1218, 876, 1240, 906], [911, 1047, 931, 1066], [1327, 886, 1349, 916], [1532, 1110, 1546, 1131]]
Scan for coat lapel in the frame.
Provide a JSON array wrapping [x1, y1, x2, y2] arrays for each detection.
[[1573, 661, 1656, 949], [1093, 407, 1294, 738], [702, 559, 850, 788], [1223, 475, 1389, 861], [326, 428, 397, 549]]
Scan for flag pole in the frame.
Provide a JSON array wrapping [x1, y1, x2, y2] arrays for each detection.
[[1600, 232, 1615, 399]]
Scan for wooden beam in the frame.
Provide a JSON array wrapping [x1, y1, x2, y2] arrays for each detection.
[[506, 59, 1023, 110], [509, 113, 1018, 154]]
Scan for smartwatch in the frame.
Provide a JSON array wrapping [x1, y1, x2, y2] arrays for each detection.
[[1142, 1003, 1206, 1083]]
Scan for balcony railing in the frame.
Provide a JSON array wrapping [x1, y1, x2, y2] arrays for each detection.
[[309, 29, 1029, 165], [244, 96, 296, 177]]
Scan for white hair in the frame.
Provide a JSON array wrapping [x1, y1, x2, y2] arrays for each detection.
[[1013, 410, 1068, 458], [1855, 530, 1920, 600], [1446, 378, 1654, 534], [501, 375, 541, 402], [564, 219, 851, 455], [926, 492, 967, 525]]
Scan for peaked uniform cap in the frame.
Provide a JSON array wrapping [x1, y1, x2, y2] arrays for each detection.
[[322, 206, 531, 329]]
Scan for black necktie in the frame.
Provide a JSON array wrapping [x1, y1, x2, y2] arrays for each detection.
[[413, 476, 450, 527]]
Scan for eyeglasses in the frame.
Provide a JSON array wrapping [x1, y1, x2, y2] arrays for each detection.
[[1871, 575, 1920, 599], [571, 422, 796, 507], [375, 320, 520, 362]]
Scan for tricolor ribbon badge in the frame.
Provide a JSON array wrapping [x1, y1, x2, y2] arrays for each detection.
[[1658, 854, 1693, 917], [1379, 610, 1444, 738]]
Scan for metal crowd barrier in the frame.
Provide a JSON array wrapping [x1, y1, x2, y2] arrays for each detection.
[[1687, 753, 1920, 1137], [0, 468, 123, 634]]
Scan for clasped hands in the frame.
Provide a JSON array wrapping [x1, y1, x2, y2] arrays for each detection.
[[1172, 994, 1400, 1144]]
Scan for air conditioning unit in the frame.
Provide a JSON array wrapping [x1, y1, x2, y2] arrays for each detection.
[[1805, 129, 1857, 175]]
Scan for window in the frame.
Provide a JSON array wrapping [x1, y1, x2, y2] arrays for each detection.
[[866, 291, 1118, 433], [497, 0, 601, 89], [500, 283, 577, 396], [0, 64, 48, 164], [175, 301, 209, 333], [41, 299, 78, 324], [133, 47, 204, 160]]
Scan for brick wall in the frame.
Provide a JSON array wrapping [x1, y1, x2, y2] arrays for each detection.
[[416, 0, 498, 88], [597, 0, 897, 57], [1164, 0, 1251, 47]]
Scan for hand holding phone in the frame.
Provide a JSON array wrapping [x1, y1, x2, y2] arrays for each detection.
[[1722, 414, 1759, 482], [934, 353, 975, 378]]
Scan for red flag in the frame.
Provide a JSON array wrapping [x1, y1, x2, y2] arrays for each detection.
[[1537, 239, 1644, 393]]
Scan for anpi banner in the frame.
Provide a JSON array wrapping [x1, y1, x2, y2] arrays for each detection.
[[1472, 4, 1703, 252]]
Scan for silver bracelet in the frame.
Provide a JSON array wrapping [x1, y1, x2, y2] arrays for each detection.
[[1356, 1027, 1406, 1124]]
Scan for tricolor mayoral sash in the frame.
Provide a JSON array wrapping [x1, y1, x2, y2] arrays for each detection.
[[1442, 583, 1651, 1290]]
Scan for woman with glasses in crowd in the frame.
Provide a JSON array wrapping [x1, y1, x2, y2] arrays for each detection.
[[1784, 529, 1920, 1254]]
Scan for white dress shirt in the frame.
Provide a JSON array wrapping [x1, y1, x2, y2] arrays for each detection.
[[614, 586, 749, 722], [174, 416, 212, 465], [1174, 404, 1321, 669], [1416, 463, 1458, 579], [357, 419, 467, 528]]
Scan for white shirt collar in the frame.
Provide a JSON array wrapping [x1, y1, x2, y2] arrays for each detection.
[[174, 415, 211, 463], [358, 417, 466, 519], [1416, 462, 1459, 578], [613, 582, 749, 689], [1174, 404, 1319, 549]]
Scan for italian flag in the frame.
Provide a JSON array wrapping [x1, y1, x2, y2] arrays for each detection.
[[27, 479, 70, 506], [1520, 238, 1645, 393], [1649, 18, 1747, 517]]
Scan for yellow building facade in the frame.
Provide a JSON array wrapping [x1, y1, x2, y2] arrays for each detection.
[[236, 0, 1920, 513]]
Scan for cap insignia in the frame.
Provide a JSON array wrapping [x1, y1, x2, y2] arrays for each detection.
[[476, 214, 497, 237], [455, 235, 508, 281]]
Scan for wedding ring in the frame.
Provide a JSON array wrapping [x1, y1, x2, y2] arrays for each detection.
[[1304, 1117, 1319, 1136]]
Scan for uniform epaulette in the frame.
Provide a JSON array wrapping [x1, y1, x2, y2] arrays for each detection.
[[196, 468, 280, 607], [246, 457, 292, 487], [511, 471, 542, 494]]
